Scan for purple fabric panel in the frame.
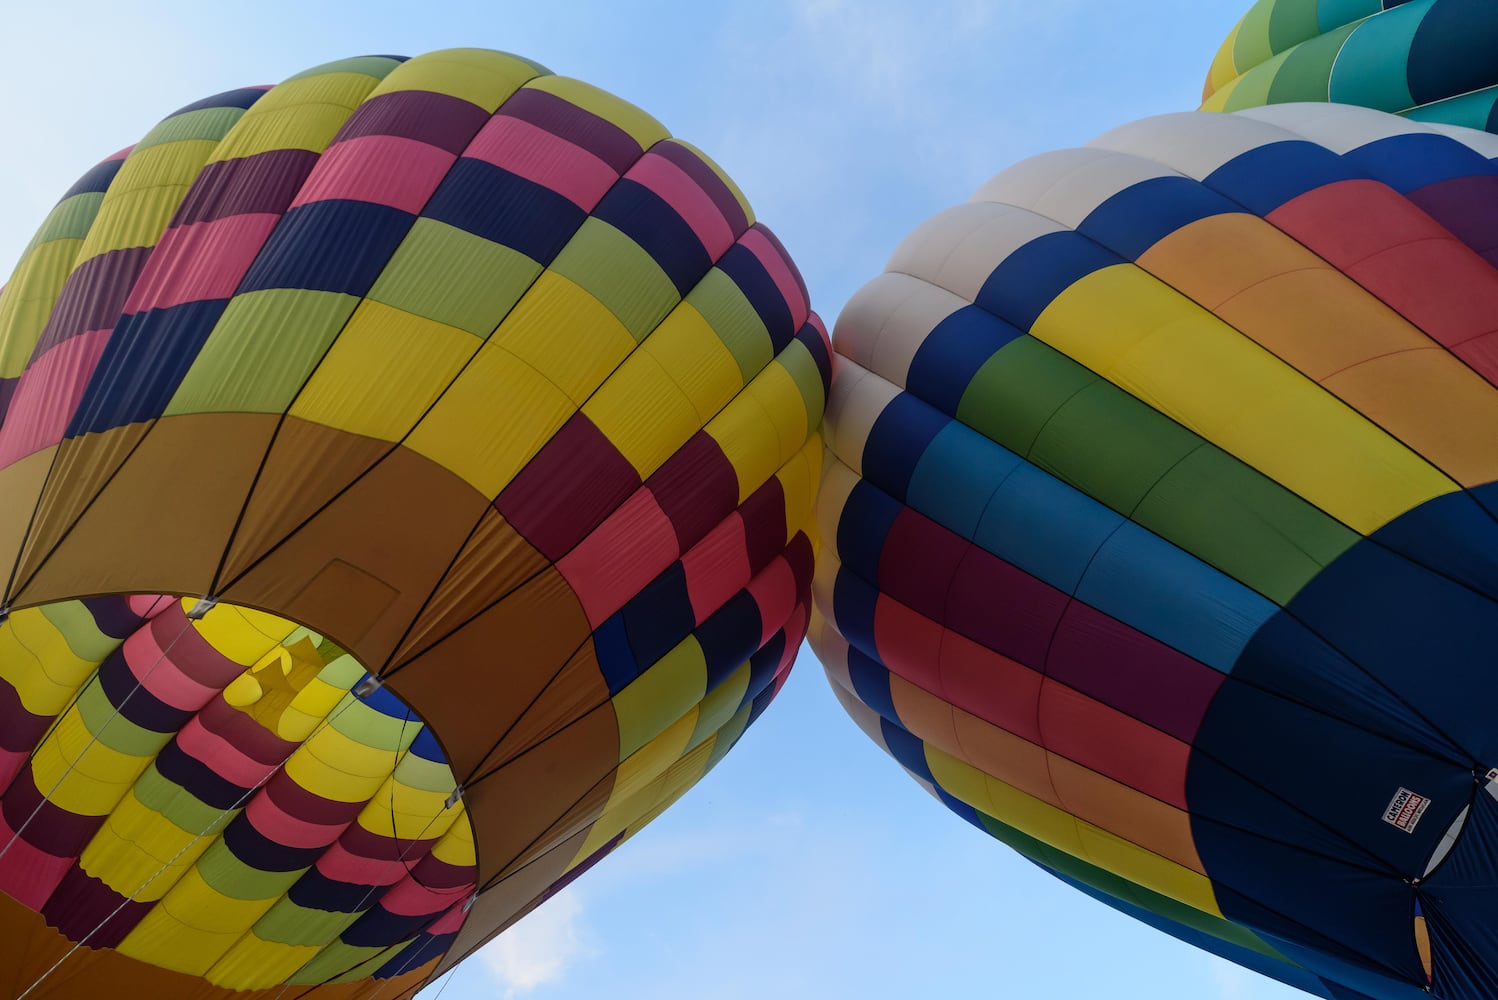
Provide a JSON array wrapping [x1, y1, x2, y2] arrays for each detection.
[[148, 606, 250, 690], [1, 767, 101, 858], [539, 831, 623, 902], [33, 245, 152, 356], [738, 476, 790, 576], [40, 867, 149, 948], [172, 147, 321, 227], [81, 595, 149, 639], [1407, 174, 1498, 260], [0, 681, 52, 754], [1046, 600, 1225, 743], [265, 770, 365, 827], [651, 141, 749, 237], [412, 849, 478, 890], [333, 90, 493, 155], [646, 432, 738, 552], [497, 88, 640, 174], [197, 698, 296, 768], [338, 821, 438, 861], [0, 376, 18, 427]]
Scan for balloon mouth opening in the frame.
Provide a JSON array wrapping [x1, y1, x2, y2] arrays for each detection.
[[0, 593, 475, 992]]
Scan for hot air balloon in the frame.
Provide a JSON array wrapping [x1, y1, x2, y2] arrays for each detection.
[[1203, 0, 1498, 132], [0, 49, 828, 1000], [810, 101, 1498, 1000]]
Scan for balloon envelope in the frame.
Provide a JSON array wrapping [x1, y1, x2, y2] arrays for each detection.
[[1204, 0, 1498, 132], [812, 103, 1498, 1000], [0, 49, 828, 999]]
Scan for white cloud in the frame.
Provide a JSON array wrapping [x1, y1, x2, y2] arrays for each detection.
[[477, 889, 590, 999]]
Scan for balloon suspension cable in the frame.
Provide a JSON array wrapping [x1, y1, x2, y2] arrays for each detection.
[[0, 597, 201, 867], [15, 656, 401, 999]]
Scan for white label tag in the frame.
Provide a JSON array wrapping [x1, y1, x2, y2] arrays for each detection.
[[1383, 787, 1431, 834]]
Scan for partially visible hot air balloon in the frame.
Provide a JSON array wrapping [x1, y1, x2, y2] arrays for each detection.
[[0, 49, 828, 1000], [811, 102, 1498, 1000], [1203, 0, 1498, 132]]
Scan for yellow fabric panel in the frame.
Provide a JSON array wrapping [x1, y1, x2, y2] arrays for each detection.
[[609, 711, 696, 805], [1204, 21, 1244, 101], [690, 661, 751, 747], [120, 868, 279, 975], [0, 238, 82, 376], [76, 141, 219, 258], [1034, 264, 1455, 533], [491, 271, 637, 404], [431, 804, 477, 866], [284, 727, 398, 801], [670, 139, 755, 227], [354, 775, 461, 841], [571, 733, 715, 864], [584, 347, 705, 478], [405, 342, 577, 498], [192, 602, 297, 666], [1200, 74, 1240, 112], [280, 676, 351, 741], [641, 302, 745, 423], [708, 366, 808, 504], [613, 638, 708, 760], [30, 714, 151, 815], [208, 939, 322, 991], [0, 607, 99, 715], [1047, 754, 1204, 874], [926, 746, 1222, 916], [365, 48, 544, 112], [777, 437, 824, 544], [80, 792, 209, 902], [290, 300, 479, 442], [523, 76, 667, 152], [210, 72, 381, 162]]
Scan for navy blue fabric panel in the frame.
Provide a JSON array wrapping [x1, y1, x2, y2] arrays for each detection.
[[845, 646, 897, 722], [97, 654, 191, 734], [696, 591, 762, 690], [746, 685, 776, 726], [830, 567, 880, 662], [795, 322, 832, 392], [342, 907, 428, 947], [288, 868, 376, 911], [81, 595, 145, 639], [861, 392, 948, 503], [1042, 864, 1342, 1000], [1288, 533, 1498, 763], [240, 199, 413, 296], [224, 816, 323, 874], [423, 159, 583, 263], [592, 614, 638, 696], [1079, 176, 1240, 261], [717, 243, 796, 351], [374, 933, 452, 979], [1422, 789, 1498, 997], [1391, 486, 1498, 603], [1406, 0, 1498, 107], [1191, 673, 1470, 878], [592, 179, 710, 297], [974, 231, 1122, 331], [836, 481, 901, 584], [1343, 133, 1492, 193], [170, 86, 267, 116], [906, 305, 1022, 416], [879, 717, 934, 783], [69, 298, 228, 436], [61, 158, 126, 200], [744, 629, 786, 701], [622, 562, 694, 674], [154, 742, 246, 810], [1260, 930, 1433, 1000], [1205, 140, 1356, 216]]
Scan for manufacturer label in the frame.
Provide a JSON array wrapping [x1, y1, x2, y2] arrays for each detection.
[[1383, 787, 1431, 834]]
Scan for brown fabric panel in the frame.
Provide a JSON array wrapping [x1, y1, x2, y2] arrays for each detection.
[[11, 416, 272, 607], [389, 507, 552, 665], [386, 567, 598, 779], [461, 703, 617, 884], [0, 447, 54, 596], [216, 418, 394, 587], [488, 757, 615, 883], [0, 891, 434, 1000], [218, 443, 490, 669], [467, 640, 611, 782], [433, 826, 593, 977]]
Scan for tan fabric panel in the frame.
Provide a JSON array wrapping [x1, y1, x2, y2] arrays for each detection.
[[0, 447, 53, 586]]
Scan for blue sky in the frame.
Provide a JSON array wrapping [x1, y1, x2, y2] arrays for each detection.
[[1, 2, 1313, 998]]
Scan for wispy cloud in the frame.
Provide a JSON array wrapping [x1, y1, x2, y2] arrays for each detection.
[[477, 889, 591, 999]]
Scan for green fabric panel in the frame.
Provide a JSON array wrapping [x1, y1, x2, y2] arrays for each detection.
[[1317, 0, 1382, 34], [23, 193, 104, 255], [777, 339, 827, 427], [1132, 446, 1359, 606], [972, 810, 1291, 964], [616, 637, 706, 759], [134, 764, 230, 835], [328, 697, 421, 752], [1266, 22, 1358, 103], [957, 337, 1100, 459], [1329, 2, 1425, 112], [391, 748, 457, 793], [135, 107, 247, 152], [0, 240, 84, 375], [705, 702, 753, 770], [77, 681, 169, 755], [367, 219, 539, 336], [550, 219, 679, 342], [687, 268, 772, 384], [290, 941, 390, 984], [318, 655, 364, 688], [1268, 0, 1322, 55], [42, 598, 119, 662], [197, 838, 304, 899], [1221, 58, 1284, 111], [252, 897, 358, 946], [283, 56, 403, 83], [689, 661, 752, 748], [1405, 88, 1498, 129], [165, 288, 359, 416], [1233, 0, 1281, 70]]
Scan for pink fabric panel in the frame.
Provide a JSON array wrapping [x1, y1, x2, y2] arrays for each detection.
[[121, 213, 279, 314], [626, 153, 735, 261], [745, 555, 796, 648], [739, 226, 809, 329], [466, 117, 618, 210], [680, 513, 749, 625], [291, 135, 457, 215], [175, 715, 276, 787], [0, 329, 109, 469], [558, 490, 679, 626]]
